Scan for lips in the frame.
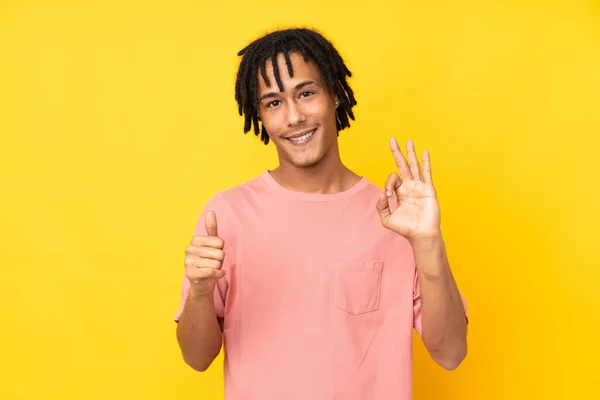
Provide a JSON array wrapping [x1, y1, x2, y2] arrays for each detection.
[[288, 130, 315, 142], [285, 129, 316, 146], [286, 128, 317, 140]]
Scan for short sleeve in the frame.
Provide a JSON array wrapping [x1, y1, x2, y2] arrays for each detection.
[[412, 270, 469, 336], [173, 193, 232, 330]]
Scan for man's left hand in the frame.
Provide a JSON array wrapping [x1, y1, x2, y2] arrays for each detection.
[[376, 138, 441, 241]]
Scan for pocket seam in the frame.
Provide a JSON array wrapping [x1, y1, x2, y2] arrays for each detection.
[[333, 260, 383, 316]]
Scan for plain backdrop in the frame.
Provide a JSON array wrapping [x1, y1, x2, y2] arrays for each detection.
[[1, 1, 599, 399]]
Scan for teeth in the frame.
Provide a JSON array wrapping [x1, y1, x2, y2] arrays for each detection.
[[289, 130, 315, 142]]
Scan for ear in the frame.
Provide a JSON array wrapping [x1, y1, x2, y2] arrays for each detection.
[[329, 88, 340, 108]]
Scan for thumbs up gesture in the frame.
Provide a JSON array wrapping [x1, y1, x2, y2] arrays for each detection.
[[184, 210, 226, 297]]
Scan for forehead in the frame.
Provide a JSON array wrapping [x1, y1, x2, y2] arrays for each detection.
[[258, 52, 323, 94]]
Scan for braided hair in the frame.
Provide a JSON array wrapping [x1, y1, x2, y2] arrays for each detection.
[[235, 28, 358, 145]]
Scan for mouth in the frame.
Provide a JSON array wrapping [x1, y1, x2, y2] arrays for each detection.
[[286, 129, 316, 145]]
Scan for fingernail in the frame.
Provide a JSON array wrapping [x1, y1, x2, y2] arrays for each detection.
[[386, 190, 392, 197]]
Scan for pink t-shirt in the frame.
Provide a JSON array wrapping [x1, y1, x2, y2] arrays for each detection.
[[175, 171, 456, 399]]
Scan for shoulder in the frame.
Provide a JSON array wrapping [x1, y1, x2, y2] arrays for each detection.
[[200, 173, 269, 220], [209, 173, 266, 203], [360, 177, 384, 197], [352, 176, 401, 210], [192, 174, 266, 238]]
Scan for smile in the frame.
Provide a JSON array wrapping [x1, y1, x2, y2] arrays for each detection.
[[287, 129, 315, 144]]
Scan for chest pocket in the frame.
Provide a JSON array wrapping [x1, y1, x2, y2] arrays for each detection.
[[333, 260, 384, 315]]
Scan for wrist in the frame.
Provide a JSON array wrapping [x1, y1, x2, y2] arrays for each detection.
[[408, 233, 444, 251], [188, 288, 215, 303], [409, 234, 449, 280]]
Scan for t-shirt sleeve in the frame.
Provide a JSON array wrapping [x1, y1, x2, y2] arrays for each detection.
[[173, 193, 232, 329], [412, 269, 469, 336]]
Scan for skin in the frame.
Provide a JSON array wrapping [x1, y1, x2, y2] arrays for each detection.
[[257, 52, 362, 194], [375, 138, 468, 370], [176, 212, 224, 371], [176, 50, 467, 372]]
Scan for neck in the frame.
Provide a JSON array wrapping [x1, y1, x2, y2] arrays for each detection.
[[270, 144, 361, 194]]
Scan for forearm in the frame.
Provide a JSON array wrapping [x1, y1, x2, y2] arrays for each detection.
[[411, 235, 467, 370], [176, 292, 223, 372]]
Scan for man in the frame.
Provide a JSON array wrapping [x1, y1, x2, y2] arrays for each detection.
[[175, 27, 468, 399]]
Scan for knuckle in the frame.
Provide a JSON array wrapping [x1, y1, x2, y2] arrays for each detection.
[[201, 247, 215, 259], [213, 250, 225, 261]]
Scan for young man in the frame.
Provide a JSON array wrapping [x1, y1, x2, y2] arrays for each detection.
[[175, 28, 468, 399]]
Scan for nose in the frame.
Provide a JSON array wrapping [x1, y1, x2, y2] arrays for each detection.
[[285, 101, 306, 126]]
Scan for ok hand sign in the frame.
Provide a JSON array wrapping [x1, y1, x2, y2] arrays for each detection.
[[376, 138, 441, 241]]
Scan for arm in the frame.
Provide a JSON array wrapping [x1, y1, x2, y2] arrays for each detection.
[[376, 138, 468, 370], [175, 209, 227, 372], [411, 235, 467, 370], [176, 291, 223, 372]]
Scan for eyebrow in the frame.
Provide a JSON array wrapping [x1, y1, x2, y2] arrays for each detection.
[[259, 80, 316, 101]]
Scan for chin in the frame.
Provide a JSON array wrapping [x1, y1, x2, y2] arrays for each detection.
[[276, 134, 334, 169], [291, 154, 325, 169]]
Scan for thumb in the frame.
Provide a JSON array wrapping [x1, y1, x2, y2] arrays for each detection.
[[375, 191, 392, 228], [205, 210, 219, 237]]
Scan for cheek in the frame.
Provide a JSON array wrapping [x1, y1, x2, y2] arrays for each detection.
[[261, 114, 282, 136], [309, 100, 335, 121]]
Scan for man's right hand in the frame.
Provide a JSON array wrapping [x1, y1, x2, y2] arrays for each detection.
[[184, 210, 226, 297]]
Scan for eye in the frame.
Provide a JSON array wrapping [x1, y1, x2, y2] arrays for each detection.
[[266, 100, 281, 108], [299, 91, 314, 98]]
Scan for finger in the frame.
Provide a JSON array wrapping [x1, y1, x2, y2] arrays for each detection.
[[189, 267, 226, 283], [186, 246, 225, 262], [184, 255, 223, 270], [205, 210, 218, 237], [390, 137, 413, 180], [375, 191, 392, 227], [406, 139, 423, 181], [422, 149, 433, 184], [191, 235, 224, 249], [385, 172, 403, 199]]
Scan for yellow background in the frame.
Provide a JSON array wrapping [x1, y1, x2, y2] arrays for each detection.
[[1, 0, 599, 399]]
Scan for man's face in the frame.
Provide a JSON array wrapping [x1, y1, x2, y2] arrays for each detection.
[[257, 52, 339, 169]]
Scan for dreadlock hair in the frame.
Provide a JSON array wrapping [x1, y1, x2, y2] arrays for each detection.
[[235, 28, 358, 145]]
